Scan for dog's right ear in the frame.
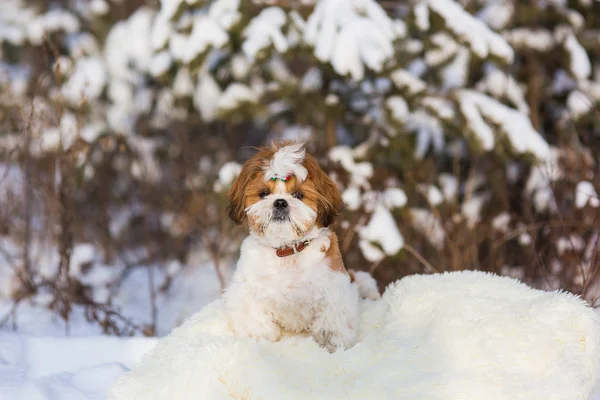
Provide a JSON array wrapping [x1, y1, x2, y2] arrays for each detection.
[[227, 166, 249, 225], [226, 147, 274, 225]]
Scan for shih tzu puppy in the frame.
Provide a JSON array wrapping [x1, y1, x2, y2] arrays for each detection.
[[223, 142, 380, 352]]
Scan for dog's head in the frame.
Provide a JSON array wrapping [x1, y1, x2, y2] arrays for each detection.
[[227, 142, 342, 245]]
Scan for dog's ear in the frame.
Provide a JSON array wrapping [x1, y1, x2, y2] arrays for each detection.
[[303, 154, 343, 227], [227, 169, 247, 225], [227, 148, 274, 225]]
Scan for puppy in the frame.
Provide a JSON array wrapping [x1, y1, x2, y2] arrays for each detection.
[[223, 142, 379, 352]]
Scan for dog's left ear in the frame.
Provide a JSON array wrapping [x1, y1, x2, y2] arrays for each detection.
[[304, 154, 343, 227]]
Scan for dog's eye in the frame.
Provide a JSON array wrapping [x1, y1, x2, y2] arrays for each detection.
[[292, 191, 304, 200], [259, 190, 269, 198]]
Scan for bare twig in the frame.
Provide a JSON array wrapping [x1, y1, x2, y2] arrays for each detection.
[[403, 243, 440, 274]]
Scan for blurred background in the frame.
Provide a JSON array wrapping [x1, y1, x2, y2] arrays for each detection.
[[0, 0, 599, 338]]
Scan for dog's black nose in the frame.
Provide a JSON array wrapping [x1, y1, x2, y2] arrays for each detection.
[[273, 199, 288, 209]]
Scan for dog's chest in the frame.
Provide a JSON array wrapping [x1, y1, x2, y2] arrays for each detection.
[[267, 256, 331, 331], [266, 252, 328, 299], [254, 248, 331, 310]]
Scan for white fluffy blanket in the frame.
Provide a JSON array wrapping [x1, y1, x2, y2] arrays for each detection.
[[109, 271, 600, 400]]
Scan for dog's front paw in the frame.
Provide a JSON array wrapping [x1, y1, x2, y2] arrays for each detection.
[[312, 329, 356, 353], [313, 329, 337, 353]]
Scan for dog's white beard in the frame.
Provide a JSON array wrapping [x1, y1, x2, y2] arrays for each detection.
[[245, 196, 317, 247]]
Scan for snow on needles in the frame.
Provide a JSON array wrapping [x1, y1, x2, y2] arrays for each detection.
[[304, 0, 397, 80], [558, 28, 591, 81], [457, 90, 550, 160], [359, 205, 404, 262], [575, 181, 600, 209], [242, 7, 288, 60], [428, 0, 514, 64]]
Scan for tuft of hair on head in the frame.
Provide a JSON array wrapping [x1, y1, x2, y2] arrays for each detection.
[[263, 141, 308, 183]]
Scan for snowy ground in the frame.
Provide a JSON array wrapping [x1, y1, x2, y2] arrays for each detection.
[[2, 284, 600, 399], [2, 313, 600, 400], [0, 237, 227, 399], [0, 333, 157, 399]]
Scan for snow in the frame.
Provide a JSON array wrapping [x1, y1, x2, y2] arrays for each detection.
[[304, 0, 397, 80], [441, 47, 469, 89], [476, 1, 513, 30], [170, 16, 228, 64], [385, 96, 409, 122], [34, 112, 79, 155], [172, 68, 194, 96], [390, 69, 426, 95], [300, 67, 323, 93], [213, 161, 242, 192], [557, 235, 586, 256], [492, 212, 511, 233], [194, 71, 222, 122], [418, 184, 444, 206], [128, 137, 161, 183], [518, 232, 532, 246], [476, 64, 529, 113], [461, 194, 488, 228], [0, 238, 224, 337], [0, 62, 30, 96], [27, 9, 80, 45], [552, 69, 577, 94], [383, 187, 408, 209], [559, 29, 591, 80], [428, 0, 514, 64], [110, 271, 600, 400], [525, 147, 563, 212], [208, 0, 241, 30], [328, 146, 373, 189], [231, 54, 251, 80], [358, 205, 404, 262], [425, 33, 458, 66], [405, 110, 445, 159], [503, 28, 554, 52], [421, 97, 455, 120], [151, 13, 171, 51], [149, 51, 172, 77], [90, 0, 110, 16], [242, 7, 288, 60], [410, 208, 445, 250], [159, 0, 184, 21], [342, 187, 362, 211], [324, 94, 339, 106], [575, 181, 600, 208], [567, 89, 593, 118], [65, 33, 101, 59], [216, 83, 259, 112], [0, 333, 157, 400], [61, 57, 107, 105], [414, 3, 430, 31], [457, 90, 550, 160], [105, 8, 154, 81], [438, 173, 458, 201]]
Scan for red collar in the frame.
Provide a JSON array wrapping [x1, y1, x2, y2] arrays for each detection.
[[275, 240, 311, 257]]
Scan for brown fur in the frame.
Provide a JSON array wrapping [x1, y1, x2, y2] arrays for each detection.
[[227, 147, 275, 225], [298, 153, 343, 228], [325, 231, 348, 275]]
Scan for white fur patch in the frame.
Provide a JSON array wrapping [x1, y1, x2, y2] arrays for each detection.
[[244, 193, 317, 247], [110, 271, 600, 400], [264, 143, 309, 183]]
